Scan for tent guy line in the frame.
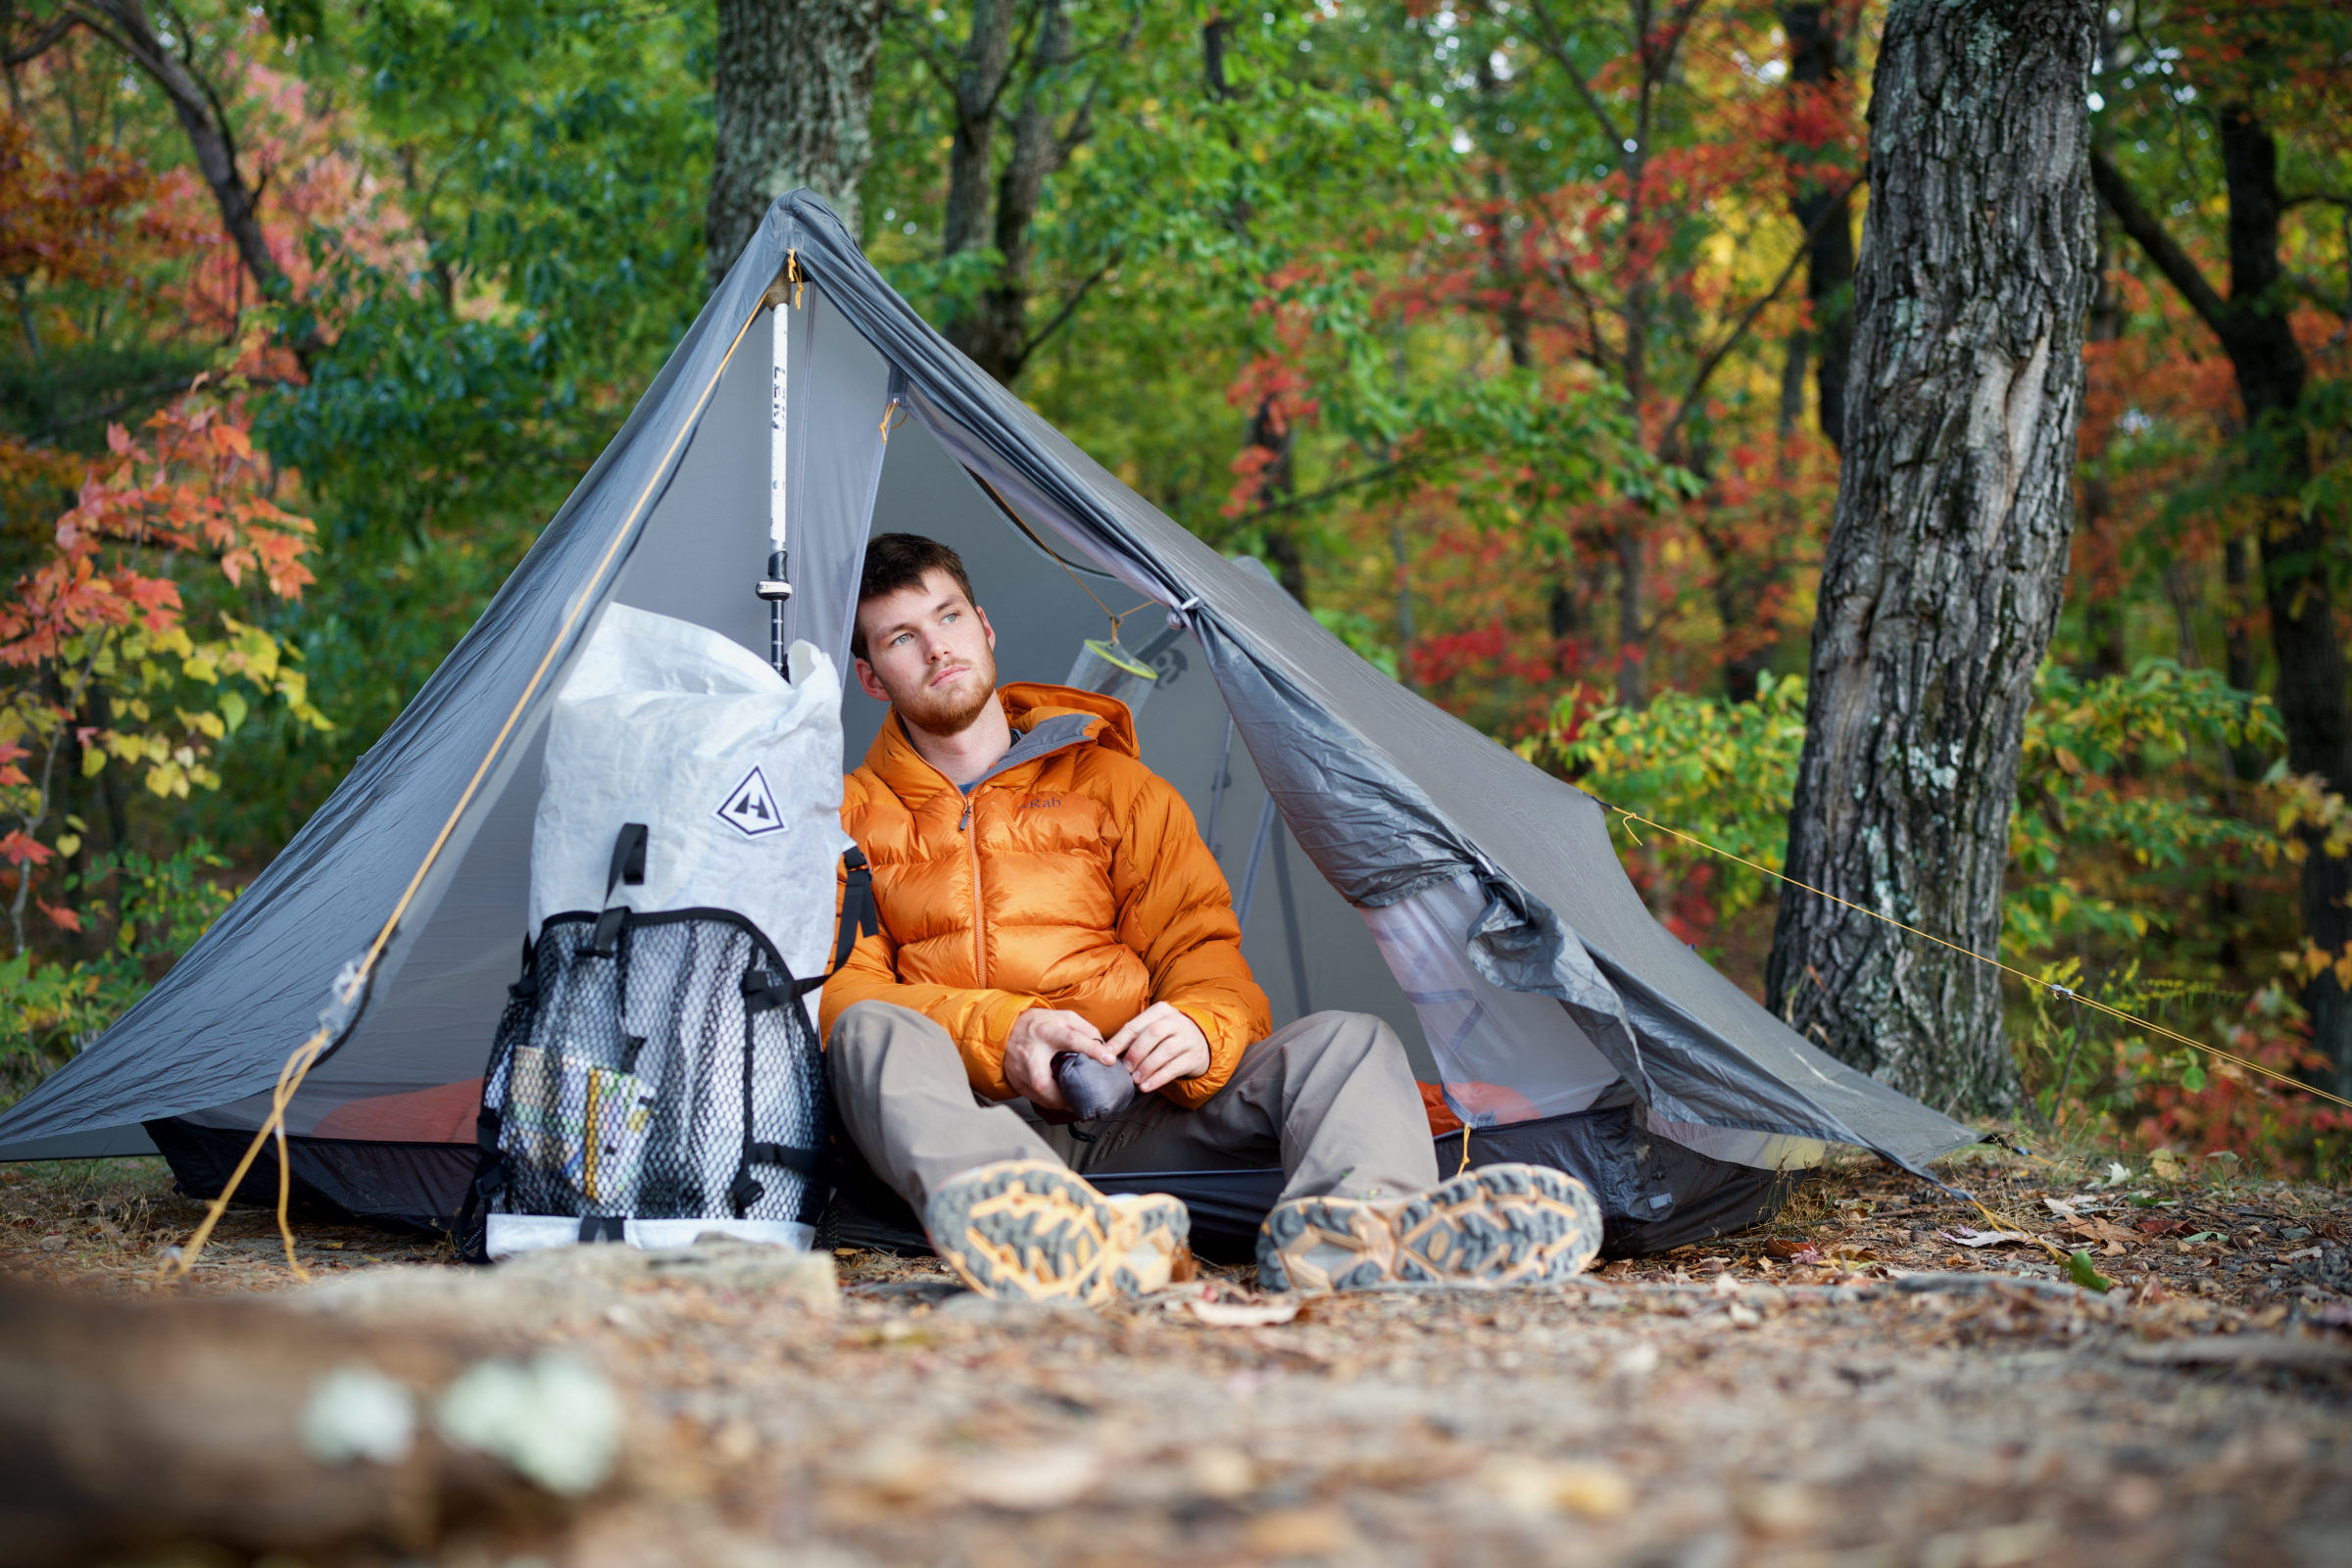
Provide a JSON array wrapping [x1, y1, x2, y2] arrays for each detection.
[[163, 283, 783, 1284], [1599, 802, 2352, 1114], [970, 469, 1159, 645]]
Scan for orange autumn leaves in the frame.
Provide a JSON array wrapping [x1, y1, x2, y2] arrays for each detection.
[[0, 389, 326, 932]]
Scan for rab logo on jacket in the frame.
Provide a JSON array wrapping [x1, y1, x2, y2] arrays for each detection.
[[714, 765, 784, 838], [1018, 796, 1062, 810]]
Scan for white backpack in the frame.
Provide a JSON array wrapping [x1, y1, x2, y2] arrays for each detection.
[[465, 606, 869, 1259]]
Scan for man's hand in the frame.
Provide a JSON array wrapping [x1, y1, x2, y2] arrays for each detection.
[[1105, 1002, 1212, 1095], [1004, 1007, 1117, 1108]]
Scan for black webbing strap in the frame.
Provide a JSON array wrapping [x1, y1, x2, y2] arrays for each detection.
[[742, 967, 789, 1014], [452, 1101, 506, 1264], [839, 847, 875, 960], [748, 1142, 826, 1174], [590, 822, 649, 956], [577, 1216, 627, 1243], [733, 961, 766, 1218], [795, 848, 877, 996], [723, 845, 874, 1219], [457, 941, 533, 1264], [507, 933, 538, 1002], [608, 822, 649, 893]]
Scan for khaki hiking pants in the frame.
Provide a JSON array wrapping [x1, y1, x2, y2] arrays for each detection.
[[826, 1000, 1442, 1215]]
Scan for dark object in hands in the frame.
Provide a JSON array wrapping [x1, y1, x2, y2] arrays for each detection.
[[1053, 1051, 1137, 1120]]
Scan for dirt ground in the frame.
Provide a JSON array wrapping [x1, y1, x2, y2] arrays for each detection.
[[5, 1150, 2351, 1568]]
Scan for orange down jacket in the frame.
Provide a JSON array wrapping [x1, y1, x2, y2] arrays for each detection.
[[819, 682, 1270, 1107]]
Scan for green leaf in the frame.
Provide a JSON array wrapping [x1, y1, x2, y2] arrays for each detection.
[[2067, 1250, 2116, 1294], [2180, 1058, 2208, 1093]]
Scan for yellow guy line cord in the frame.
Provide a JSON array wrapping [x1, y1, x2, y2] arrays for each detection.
[[165, 289, 778, 1283], [1600, 804, 2352, 1114], [969, 473, 1153, 643]]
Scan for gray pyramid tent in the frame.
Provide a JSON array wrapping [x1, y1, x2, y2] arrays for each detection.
[[0, 193, 1977, 1254]]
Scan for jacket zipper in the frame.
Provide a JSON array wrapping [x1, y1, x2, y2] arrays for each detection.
[[917, 722, 1098, 992], [960, 793, 986, 985]]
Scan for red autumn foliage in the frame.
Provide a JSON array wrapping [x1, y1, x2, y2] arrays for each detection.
[[0, 394, 315, 670]]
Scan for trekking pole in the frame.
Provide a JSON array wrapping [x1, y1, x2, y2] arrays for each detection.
[[757, 251, 803, 677]]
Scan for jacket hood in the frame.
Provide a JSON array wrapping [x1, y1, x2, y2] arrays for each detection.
[[997, 682, 1139, 759]]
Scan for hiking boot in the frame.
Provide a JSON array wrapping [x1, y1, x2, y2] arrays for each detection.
[[924, 1157, 1192, 1304], [1256, 1162, 1602, 1294]]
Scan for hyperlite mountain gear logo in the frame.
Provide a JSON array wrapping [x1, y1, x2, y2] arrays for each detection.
[[714, 765, 784, 839]]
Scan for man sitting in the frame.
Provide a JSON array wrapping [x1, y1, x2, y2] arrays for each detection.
[[821, 532, 1601, 1300]]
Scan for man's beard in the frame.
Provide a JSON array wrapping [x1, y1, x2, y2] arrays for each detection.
[[894, 642, 999, 737]]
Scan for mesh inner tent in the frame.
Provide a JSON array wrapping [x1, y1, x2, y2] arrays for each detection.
[[482, 910, 829, 1226]]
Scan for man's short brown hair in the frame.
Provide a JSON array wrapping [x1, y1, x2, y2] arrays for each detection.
[[853, 533, 977, 661]]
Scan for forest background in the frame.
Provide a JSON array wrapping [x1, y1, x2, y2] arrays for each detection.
[[0, 0, 2346, 1174]]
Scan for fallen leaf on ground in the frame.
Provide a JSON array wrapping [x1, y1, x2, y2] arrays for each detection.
[[1188, 1297, 1300, 1327], [2068, 1251, 2116, 1293], [1938, 1227, 2033, 1250], [2061, 1217, 2138, 1247]]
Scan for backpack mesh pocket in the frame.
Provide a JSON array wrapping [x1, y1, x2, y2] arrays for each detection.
[[480, 909, 830, 1228]]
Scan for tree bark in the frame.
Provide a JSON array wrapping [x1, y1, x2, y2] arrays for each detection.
[[2093, 109, 2352, 1093], [707, 0, 884, 283], [1765, 0, 2100, 1116], [1781, 2, 1858, 453]]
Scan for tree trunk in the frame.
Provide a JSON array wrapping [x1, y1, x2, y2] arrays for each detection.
[[2077, 219, 2126, 682], [1781, 2, 1858, 453], [1244, 395, 1307, 606], [707, 0, 884, 283], [1765, 0, 2099, 1116], [2093, 107, 2352, 1092], [933, 0, 1105, 386], [2217, 109, 2352, 1094], [942, 0, 1014, 262], [1613, 524, 1645, 709]]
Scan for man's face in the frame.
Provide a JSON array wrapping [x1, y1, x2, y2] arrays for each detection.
[[853, 568, 999, 735]]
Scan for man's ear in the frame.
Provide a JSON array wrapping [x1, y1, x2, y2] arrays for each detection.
[[975, 604, 997, 651], [852, 656, 891, 703]]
